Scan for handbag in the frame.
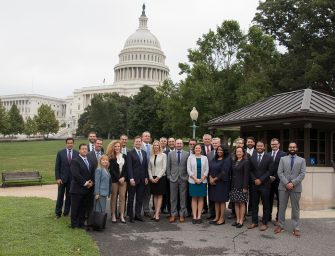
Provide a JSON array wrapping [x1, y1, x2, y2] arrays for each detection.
[[88, 200, 107, 231], [88, 169, 107, 231]]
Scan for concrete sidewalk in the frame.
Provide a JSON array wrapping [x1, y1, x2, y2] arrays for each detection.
[[1, 184, 334, 219]]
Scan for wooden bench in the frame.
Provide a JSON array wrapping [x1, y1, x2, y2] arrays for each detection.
[[1, 171, 42, 187]]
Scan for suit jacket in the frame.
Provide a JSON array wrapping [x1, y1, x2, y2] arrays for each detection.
[[166, 150, 189, 182], [277, 155, 306, 192], [94, 168, 111, 196], [187, 155, 209, 184], [148, 153, 167, 179], [249, 153, 274, 188], [87, 150, 101, 171], [55, 148, 79, 183], [127, 148, 149, 184], [70, 156, 95, 195], [231, 159, 250, 190], [207, 150, 216, 162], [267, 150, 287, 179], [109, 154, 128, 183], [201, 144, 214, 156], [216, 156, 233, 182]]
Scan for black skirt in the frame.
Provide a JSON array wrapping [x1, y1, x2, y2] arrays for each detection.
[[150, 176, 167, 195]]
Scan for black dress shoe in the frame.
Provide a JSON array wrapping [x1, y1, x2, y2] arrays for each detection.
[[231, 222, 238, 226], [209, 220, 217, 224], [120, 219, 126, 224], [192, 219, 197, 224], [196, 219, 202, 224], [135, 216, 144, 222], [236, 223, 243, 228]]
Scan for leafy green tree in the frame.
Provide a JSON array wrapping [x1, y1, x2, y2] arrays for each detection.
[[128, 86, 162, 138], [254, 0, 335, 95], [24, 116, 38, 137], [0, 101, 10, 136], [76, 106, 93, 137], [35, 104, 59, 139], [89, 93, 132, 139], [8, 104, 24, 135]]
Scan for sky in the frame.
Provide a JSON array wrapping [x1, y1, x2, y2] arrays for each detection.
[[0, 0, 261, 98]]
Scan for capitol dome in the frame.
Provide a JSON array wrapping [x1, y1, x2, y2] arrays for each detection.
[[113, 4, 169, 93]]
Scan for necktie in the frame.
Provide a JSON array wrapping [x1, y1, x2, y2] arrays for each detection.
[[138, 150, 143, 163], [96, 151, 101, 160], [257, 154, 262, 165], [206, 145, 210, 154], [83, 158, 89, 169], [177, 150, 181, 164], [67, 150, 72, 163], [146, 144, 150, 161], [272, 151, 276, 161], [290, 155, 295, 169]]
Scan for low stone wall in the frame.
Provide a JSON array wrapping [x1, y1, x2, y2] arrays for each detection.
[[301, 167, 335, 210]]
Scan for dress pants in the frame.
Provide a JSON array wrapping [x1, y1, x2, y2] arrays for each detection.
[[127, 181, 145, 218], [142, 183, 151, 214], [269, 179, 280, 221], [70, 193, 90, 228], [278, 190, 301, 230], [170, 179, 187, 217], [250, 185, 270, 225], [55, 181, 71, 216]]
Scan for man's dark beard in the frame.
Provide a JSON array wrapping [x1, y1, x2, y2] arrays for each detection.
[[288, 150, 297, 155]]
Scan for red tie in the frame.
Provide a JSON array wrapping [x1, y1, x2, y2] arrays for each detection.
[[67, 150, 72, 163]]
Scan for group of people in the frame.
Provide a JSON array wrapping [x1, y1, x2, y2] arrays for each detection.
[[54, 131, 306, 237]]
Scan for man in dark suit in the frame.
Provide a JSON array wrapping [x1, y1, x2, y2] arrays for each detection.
[[87, 138, 103, 171], [246, 137, 257, 216], [127, 136, 149, 222], [268, 138, 287, 225], [87, 131, 97, 152], [201, 134, 213, 215], [69, 144, 95, 228], [120, 134, 130, 155], [247, 140, 274, 231], [55, 137, 79, 218]]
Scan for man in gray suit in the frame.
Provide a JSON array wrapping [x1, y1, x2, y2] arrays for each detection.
[[167, 139, 189, 223], [141, 131, 152, 217], [275, 142, 306, 237]]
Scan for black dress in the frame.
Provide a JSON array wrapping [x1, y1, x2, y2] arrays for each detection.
[[229, 159, 249, 203], [208, 158, 231, 203]]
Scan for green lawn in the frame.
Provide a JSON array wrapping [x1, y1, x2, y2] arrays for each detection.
[[0, 139, 114, 184], [0, 197, 99, 256]]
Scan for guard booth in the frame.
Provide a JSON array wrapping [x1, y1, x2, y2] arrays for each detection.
[[207, 89, 335, 209]]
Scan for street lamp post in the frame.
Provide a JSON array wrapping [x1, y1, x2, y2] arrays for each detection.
[[190, 107, 199, 139]]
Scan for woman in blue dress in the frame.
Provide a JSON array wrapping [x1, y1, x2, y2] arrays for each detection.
[[94, 154, 111, 213], [208, 145, 231, 225], [187, 144, 209, 224]]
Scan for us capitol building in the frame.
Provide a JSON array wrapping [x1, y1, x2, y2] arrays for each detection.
[[0, 5, 169, 134]]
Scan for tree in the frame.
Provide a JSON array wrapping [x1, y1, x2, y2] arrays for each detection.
[[24, 116, 38, 137], [128, 86, 163, 138], [8, 104, 24, 136], [76, 106, 94, 137], [35, 104, 59, 139], [0, 101, 10, 136], [89, 93, 132, 139], [254, 0, 335, 95]]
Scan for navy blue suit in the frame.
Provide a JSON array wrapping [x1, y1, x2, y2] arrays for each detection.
[[54, 148, 79, 216], [126, 148, 148, 219], [70, 156, 95, 228], [249, 153, 274, 225], [268, 150, 287, 221]]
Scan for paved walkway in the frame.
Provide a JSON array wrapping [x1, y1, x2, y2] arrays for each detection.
[[1, 185, 335, 255]]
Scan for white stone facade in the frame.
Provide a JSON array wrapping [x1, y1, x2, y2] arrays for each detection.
[[0, 94, 67, 124]]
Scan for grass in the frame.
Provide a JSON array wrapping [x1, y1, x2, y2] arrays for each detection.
[[0, 139, 108, 184], [0, 197, 99, 256]]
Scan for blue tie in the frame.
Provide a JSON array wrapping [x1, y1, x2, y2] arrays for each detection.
[[138, 150, 143, 164], [177, 150, 181, 164], [290, 155, 295, 170], [146, 144, 150, 161], [257, 154, 262, 165], [83, 158, 89, 169]]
